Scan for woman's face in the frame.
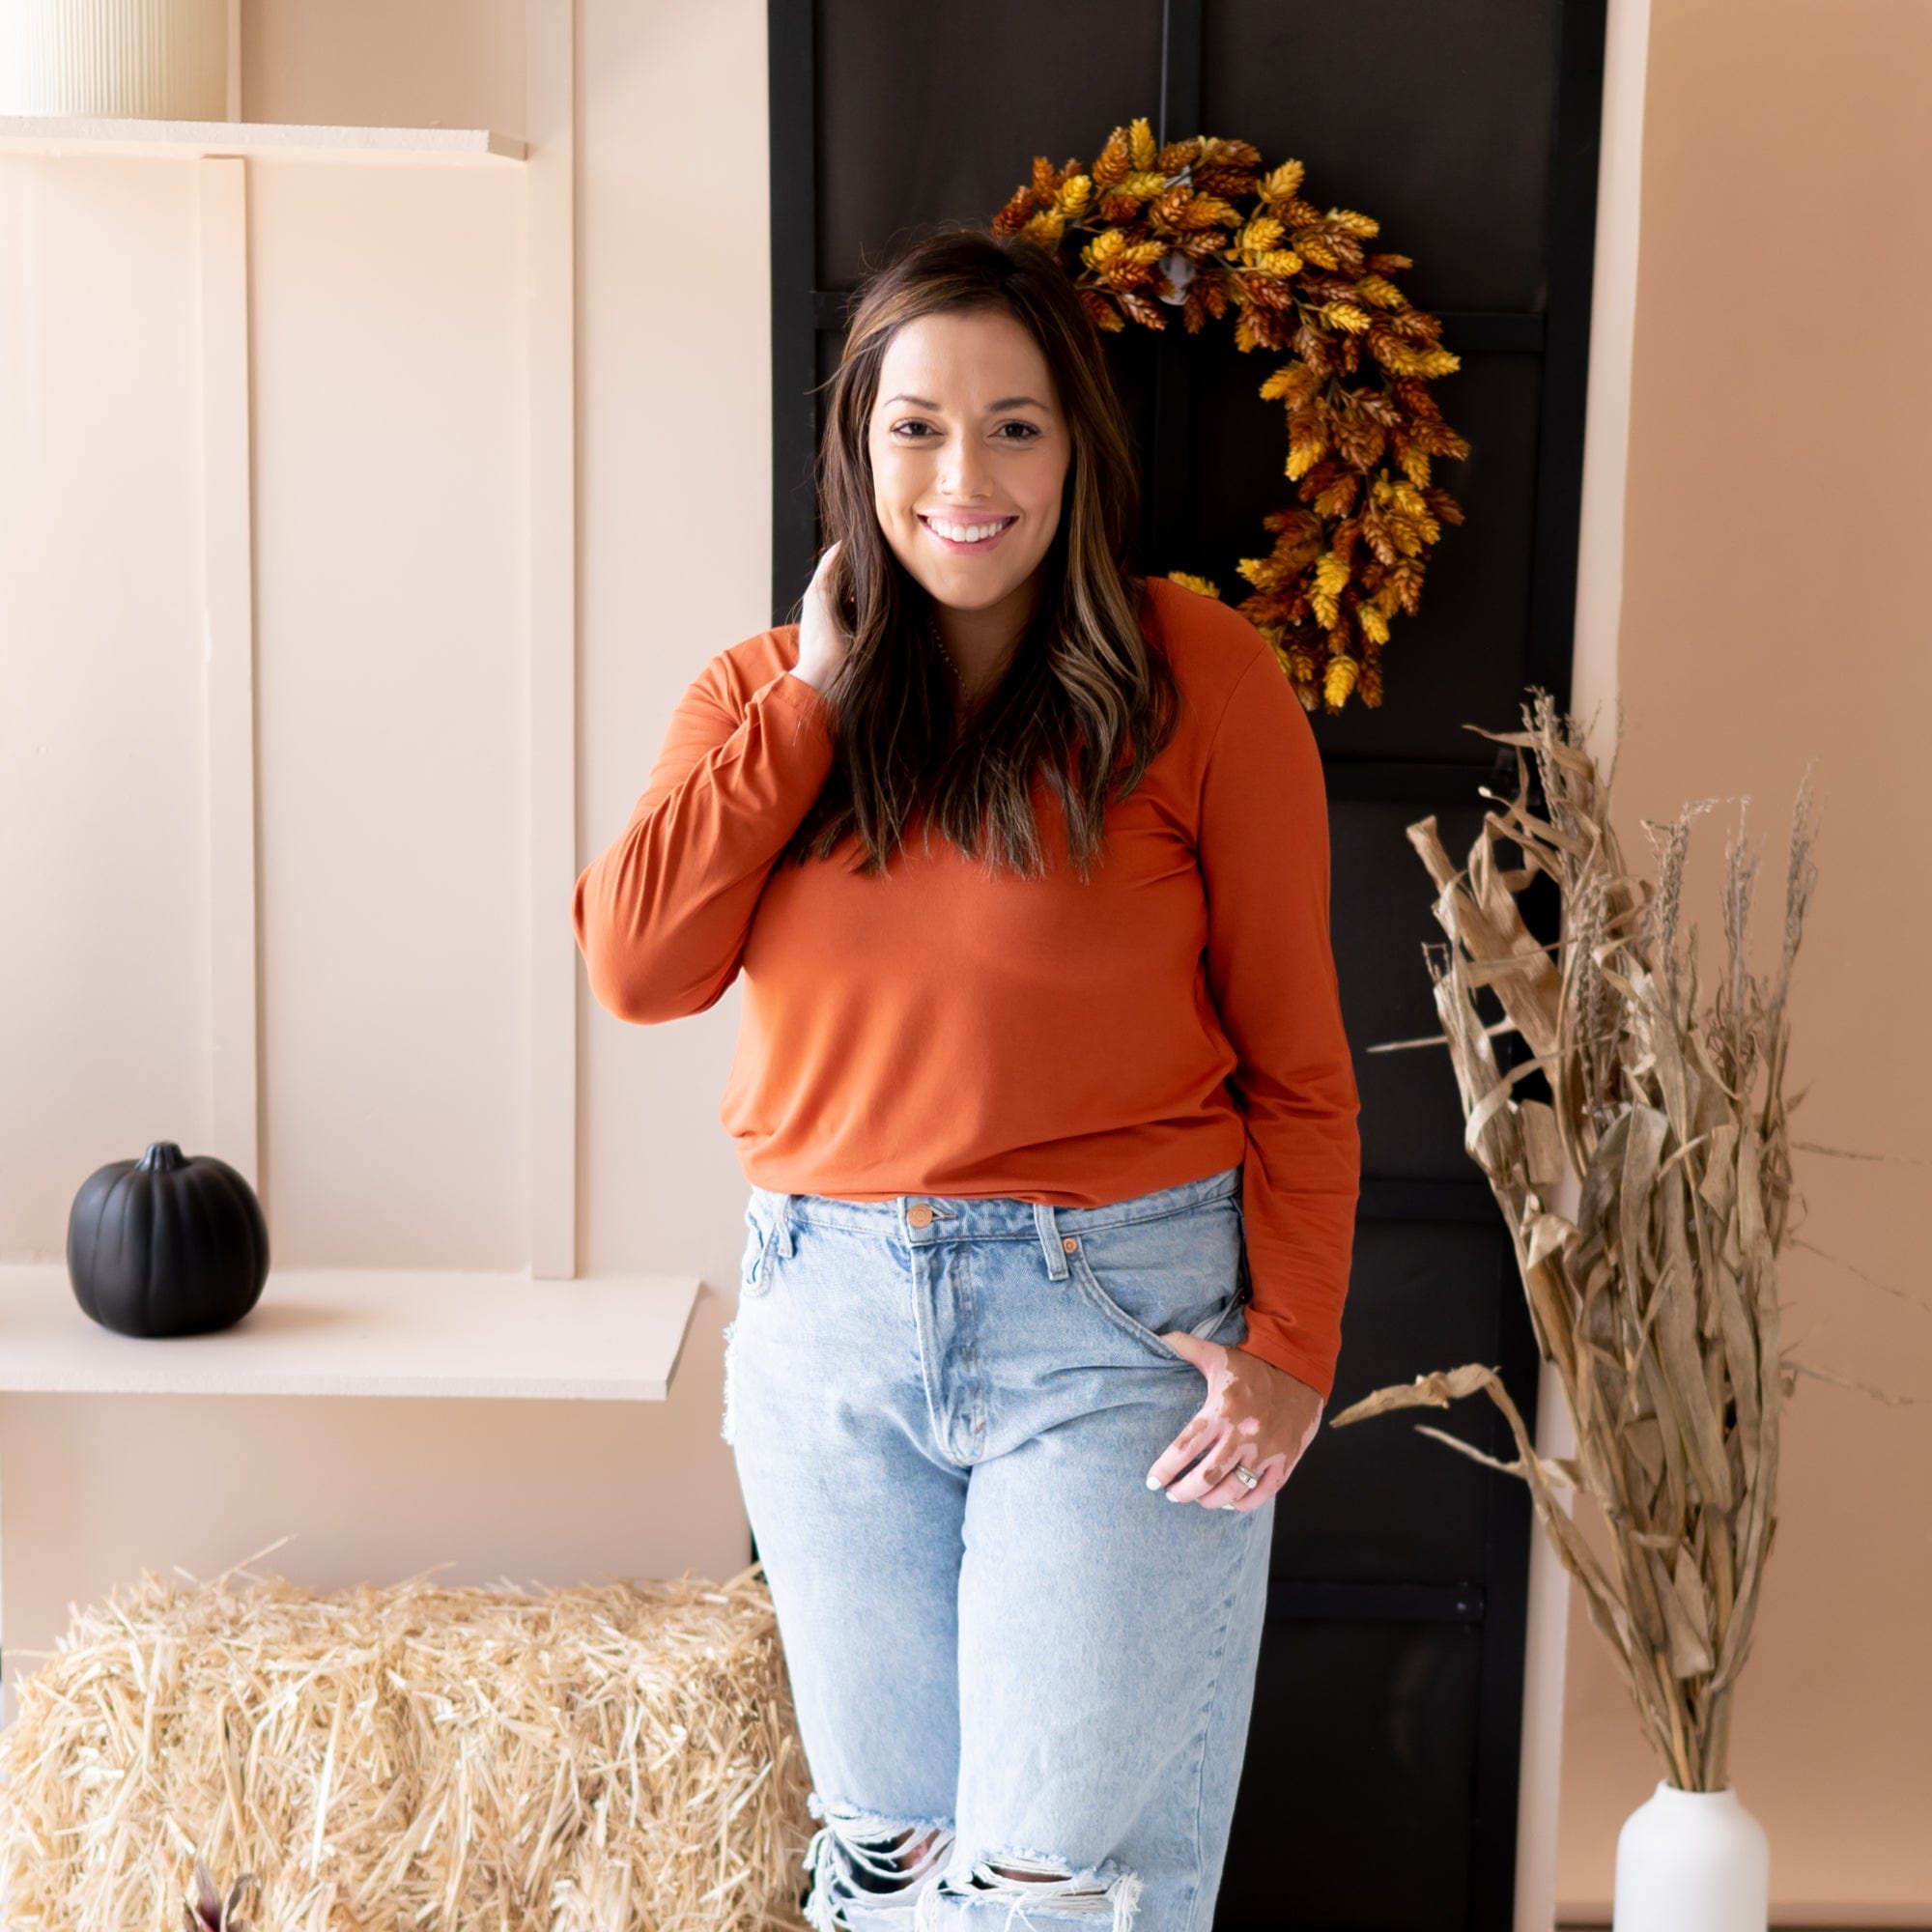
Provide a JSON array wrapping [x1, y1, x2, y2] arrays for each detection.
[[866, 308, 1070, 617]]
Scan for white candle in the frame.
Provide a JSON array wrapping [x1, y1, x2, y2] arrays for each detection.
[[0, 0, 229, 120]]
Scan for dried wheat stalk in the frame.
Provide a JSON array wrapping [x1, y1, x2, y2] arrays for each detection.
[[1327, 689, 1820, 1792]]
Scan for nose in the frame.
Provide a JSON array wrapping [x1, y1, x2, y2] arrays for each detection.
[[938, 437, 996, 500]]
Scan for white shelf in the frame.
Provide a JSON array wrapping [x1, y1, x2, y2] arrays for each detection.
[[0, 1264, 699, 1400], [0, 116, 526, 164]]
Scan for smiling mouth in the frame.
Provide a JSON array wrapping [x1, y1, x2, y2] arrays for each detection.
[[919, 513, 1019, 552]]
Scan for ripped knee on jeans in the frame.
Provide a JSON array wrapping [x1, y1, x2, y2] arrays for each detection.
[[803, 1794, 957, 1930], [911, 1846, 1144, 1932]]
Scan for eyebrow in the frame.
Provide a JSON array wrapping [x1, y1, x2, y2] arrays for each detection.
[[882, 393, 1050, 412]]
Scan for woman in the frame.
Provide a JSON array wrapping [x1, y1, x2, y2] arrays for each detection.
[[573, 226, 1361, 1932]]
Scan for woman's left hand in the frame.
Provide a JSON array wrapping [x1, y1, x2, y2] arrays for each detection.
[[1144, 1334, 1324, 1510]]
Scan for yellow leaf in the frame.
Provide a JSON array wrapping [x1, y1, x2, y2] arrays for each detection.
[[1287, 441, 1324, 481], [1129, 116, 1157, 172], [1372, 337, 1443, 376], [1166, 570, 1222, 600], [1185, 194, 1243, 229], [1326, 209, 1380, 238], [1387, 515, 1425, 556], [1314, 476, 1355, 518], [1260, 158, 1306, 203], [1261, 362, 1318, 409], [1324, 301, 1372, 332]]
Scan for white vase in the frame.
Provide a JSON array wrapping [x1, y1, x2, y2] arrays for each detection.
[[1612, 1778, 1770, 1932], [0, 0, 228, 120]]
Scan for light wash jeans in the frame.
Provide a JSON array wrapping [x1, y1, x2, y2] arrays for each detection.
[[720, 1161, 1275, 1932]]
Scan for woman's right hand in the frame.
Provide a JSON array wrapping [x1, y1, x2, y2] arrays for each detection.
[[791, 542, 851, 695]]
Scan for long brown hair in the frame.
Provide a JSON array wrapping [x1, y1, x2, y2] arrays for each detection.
[[777, 225, 1181, 883]]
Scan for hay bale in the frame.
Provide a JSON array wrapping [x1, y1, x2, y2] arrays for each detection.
[[0, 1550, 814, 1930]]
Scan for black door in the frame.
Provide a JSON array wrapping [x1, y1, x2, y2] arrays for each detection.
[[765, 5, 1605, 1922]]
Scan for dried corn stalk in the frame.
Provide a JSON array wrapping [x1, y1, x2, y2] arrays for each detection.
[[1328, 689, 1820, 1793]]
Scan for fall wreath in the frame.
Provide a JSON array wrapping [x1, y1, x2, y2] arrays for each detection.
[[992, 117, 1468, 715]]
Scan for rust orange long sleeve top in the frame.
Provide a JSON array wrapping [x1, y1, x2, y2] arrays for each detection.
[[573, 576, 1362, 1401]]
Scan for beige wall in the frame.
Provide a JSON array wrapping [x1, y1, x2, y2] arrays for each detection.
[[0, 0, 765, 1722], [1556, 0, 1932, 1920], [3, 0, 1925, 1922]]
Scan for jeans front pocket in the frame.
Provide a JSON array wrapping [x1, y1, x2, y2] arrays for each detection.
[[1065, 1196, 1249, 1363]]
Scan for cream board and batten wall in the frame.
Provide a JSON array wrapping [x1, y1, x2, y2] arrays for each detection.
[[2, 1, 1927, 1924], [0, 0, 762, 1740]]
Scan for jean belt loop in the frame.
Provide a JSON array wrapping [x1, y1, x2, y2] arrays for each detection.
[[1035, 1201, 1068, 1280], [774, 1193, 797, 1259]]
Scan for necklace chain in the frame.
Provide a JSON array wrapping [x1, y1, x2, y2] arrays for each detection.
[[929, 617, 966, 696]]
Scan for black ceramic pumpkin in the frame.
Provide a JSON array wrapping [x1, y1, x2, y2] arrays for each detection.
[[67, 1141, 270, 1338]]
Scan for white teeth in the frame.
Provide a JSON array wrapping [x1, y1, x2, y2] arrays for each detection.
[[923, 516, 1011, 544]]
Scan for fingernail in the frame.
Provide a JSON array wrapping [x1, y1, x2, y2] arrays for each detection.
[[1145, 1472, 1162, 1489]]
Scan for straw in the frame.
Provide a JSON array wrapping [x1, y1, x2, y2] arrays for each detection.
[[0, 1548, 813, 1929]]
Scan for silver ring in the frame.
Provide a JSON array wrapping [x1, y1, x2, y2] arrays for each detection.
[[1233, 1463, 1260, 1490]]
